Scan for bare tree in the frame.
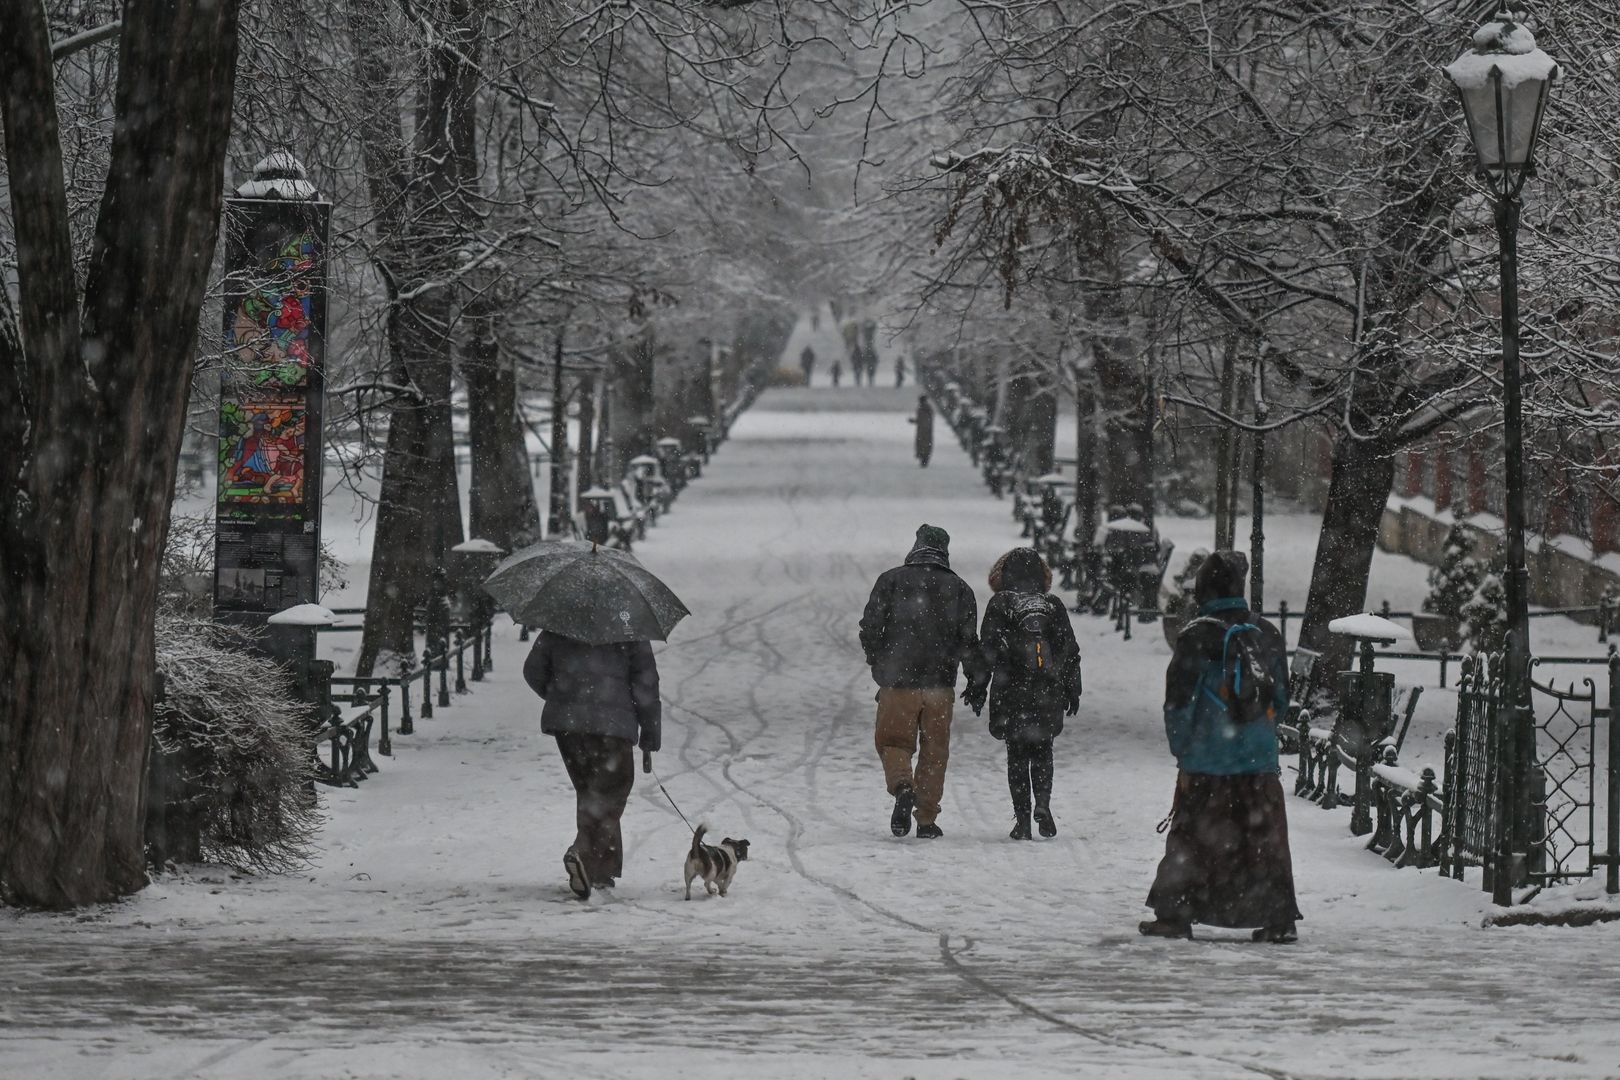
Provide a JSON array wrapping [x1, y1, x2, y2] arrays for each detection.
[[0, 0, 242, 908]]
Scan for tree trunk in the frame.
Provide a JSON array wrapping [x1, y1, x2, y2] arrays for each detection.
[[0, 0, 241, 908], [1024, 375, 1057, 476], [465, 321, 538, 551], [577, 375, 596, 495], [1080, 219, 1150, 514], [616, 333, 657, 464], [356, 406, 430, 676], [1214, 337, 1239, 550], [352, 0, 477, 666], [1073, 371, 1100, 546], [1298, 437, 1397, 676]]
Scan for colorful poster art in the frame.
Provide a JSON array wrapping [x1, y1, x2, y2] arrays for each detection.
[[219, 400, 307, 508], [224, 225, 321, 392]]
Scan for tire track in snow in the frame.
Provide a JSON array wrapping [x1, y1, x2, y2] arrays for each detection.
[[664, 692, 1308, 1080]]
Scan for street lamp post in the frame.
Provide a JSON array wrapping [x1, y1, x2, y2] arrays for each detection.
[[1444, 8, 1558, 906], [1250, 355, 1267, 615]]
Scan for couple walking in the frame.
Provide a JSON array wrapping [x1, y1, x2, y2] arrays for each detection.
[[859, 525, 1082, 840], [860, 527, 1300, 942]]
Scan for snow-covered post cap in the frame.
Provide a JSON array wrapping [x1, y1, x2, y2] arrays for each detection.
[[579, 486, 614, 500], [267, 603, 337, 627], [452, 538, 507, 555], [235, 152, 319, 200], [1327, 613, 1412, 642]]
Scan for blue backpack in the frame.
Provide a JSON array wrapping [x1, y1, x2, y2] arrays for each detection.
[[1191, 620, 1277, 725]]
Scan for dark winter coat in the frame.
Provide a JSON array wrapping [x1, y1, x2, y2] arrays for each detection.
[[1162, 552, 1287, 775], [914, 398, 934, 459], [523, 632, 662, 751], [968, 549, 1081, 743], [859, 542, 980, 689]]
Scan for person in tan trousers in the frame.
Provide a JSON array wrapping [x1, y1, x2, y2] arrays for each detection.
[[859, 524, 981, 838]]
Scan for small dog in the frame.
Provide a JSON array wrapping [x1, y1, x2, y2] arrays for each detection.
[[684, 824, 749, 900]]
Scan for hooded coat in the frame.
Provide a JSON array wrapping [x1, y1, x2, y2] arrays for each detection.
[[969, 549, 1082, 743], [1161, 551, 1287, 775], [859, 527, 980, 689], [914, 398, 934, 460]]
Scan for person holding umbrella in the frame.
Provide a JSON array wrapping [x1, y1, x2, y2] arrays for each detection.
[[485, 542, 689, 900]]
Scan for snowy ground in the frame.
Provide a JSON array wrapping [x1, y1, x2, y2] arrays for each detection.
[[7, 385, 1620, 1079]]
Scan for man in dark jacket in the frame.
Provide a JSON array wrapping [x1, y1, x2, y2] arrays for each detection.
[[859, 524, 980, 839], [524, 632, 661, 899]]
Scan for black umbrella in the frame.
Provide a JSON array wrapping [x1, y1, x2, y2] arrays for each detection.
[[481, 540, 689, 643]]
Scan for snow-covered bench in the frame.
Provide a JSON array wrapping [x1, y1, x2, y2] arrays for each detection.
[[1293, 683, 1424, 828], [1367, 759, 1444, 869]]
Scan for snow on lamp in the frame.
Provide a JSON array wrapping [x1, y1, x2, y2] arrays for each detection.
[[1444, 12, 1559, 195]]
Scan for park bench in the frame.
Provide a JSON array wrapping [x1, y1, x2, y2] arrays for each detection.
[[1108, 538, 1174, 630], [1277, 647, 1321, 756], [618, 476, 652, 539], [1296, 681, 1423, 833]]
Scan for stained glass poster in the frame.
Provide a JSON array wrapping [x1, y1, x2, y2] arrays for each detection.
[[215, 176, 330, 621]]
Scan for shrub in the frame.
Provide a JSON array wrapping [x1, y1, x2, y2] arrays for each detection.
[[1460, 567, 1510, 656], [151, 615, 323, 875], [1424, 525, 1484, 623]]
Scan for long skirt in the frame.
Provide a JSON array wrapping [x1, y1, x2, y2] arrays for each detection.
[[1146, 771, 1301, 929]]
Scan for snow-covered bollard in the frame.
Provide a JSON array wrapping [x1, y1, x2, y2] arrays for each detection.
[[451, 539, 507, 679]]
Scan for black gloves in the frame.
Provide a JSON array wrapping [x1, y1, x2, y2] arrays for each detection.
[[1066, 694, 1080, 717], [961, 685, 987, 716]]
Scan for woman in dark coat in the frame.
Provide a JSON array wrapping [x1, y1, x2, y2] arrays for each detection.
[[523, 632, 661, 900], [1141, 550, 1301, 942], [965, 548, 1082, 839], [913, 395, 934, 467]]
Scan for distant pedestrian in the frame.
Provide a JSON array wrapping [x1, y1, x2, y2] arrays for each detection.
[[862, 343, 879, 386], [964, 549, 1081, 839], [911, 395, 934, 467], [523, 632, 661, 900], [800, 345, 816, 387], [831, 359, 843, 387], [1141, 551, 1300, 943], [850, 350, 863, 387], [895, 356, 907, 388], [859, 525, 981, 839]]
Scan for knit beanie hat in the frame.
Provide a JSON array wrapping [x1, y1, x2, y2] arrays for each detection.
[[915, 524, 950, 551]]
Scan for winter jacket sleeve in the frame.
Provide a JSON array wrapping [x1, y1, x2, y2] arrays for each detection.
[[522, 636, 552, 700], [966, 599, 1001, 700], [1270, 644, 1290, 723], [858, 573, 891, 670], [1051, 596, 1083, 701], [627, 640, 661, 752], [1162, 628, 1206, 760], [955, 579, 983, 682]]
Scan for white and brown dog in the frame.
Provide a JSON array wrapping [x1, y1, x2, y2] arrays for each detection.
[[684, 824, 749, 900]]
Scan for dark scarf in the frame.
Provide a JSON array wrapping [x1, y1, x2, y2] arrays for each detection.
[[905, 544, 951, 570]]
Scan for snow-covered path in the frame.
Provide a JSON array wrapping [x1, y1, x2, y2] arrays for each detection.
[[7, 387, 1620, 1080]]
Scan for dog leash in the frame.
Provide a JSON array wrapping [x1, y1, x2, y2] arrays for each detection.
[[645, 752, 698, 835]]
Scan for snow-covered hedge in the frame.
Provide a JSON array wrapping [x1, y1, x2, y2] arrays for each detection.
[[152, 615, 323, 875]]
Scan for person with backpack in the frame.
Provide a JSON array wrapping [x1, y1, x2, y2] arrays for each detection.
[[964, 548, 1082, 840], [1140, 550, 1300, 943]]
